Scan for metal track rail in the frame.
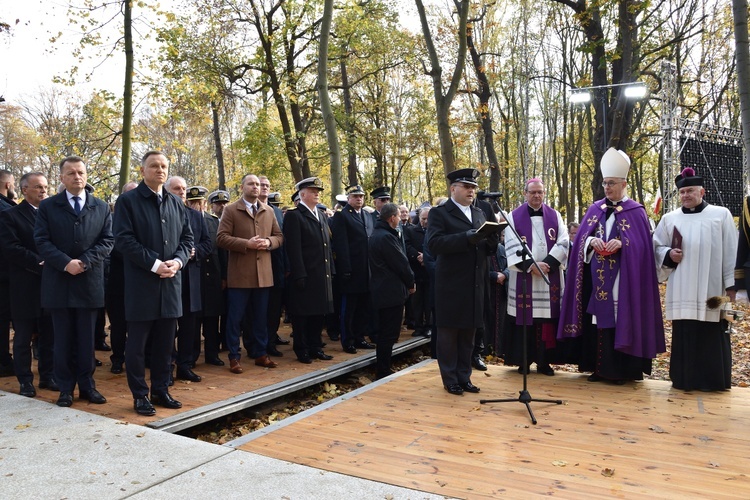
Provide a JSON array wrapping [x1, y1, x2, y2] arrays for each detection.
[[148, 336, 430, 434]]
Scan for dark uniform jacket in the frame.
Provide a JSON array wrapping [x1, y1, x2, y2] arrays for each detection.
[[268, 205, 286, 288], [331, 203, 371, 294], [0, 193, 19, 284], [183, 207, 212, 313], [369, 219, 414, 310], [35, 191, 114, 309], [0, 200, 44, 319], [404, 223, 428, 282], [113, 182, 193, 322], [200, 212, 226, 317], [426, 198, 497, 329], [283, 204, 334, 316]]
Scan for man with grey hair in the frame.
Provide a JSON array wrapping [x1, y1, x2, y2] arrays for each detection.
[[165, 176, 211, 382]]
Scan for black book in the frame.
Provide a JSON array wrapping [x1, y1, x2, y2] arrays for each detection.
[[476, 220, 508, 238]]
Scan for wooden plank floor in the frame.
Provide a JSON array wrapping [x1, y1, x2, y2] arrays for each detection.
[[237, 362, 750, 499], [0, 325, 424, 427]]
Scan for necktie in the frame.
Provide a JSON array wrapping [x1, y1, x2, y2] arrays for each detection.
[[73, 196, 81, 215], [252, 204, 257, 216], [157, 193, 162, 205]]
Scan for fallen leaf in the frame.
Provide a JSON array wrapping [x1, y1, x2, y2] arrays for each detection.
[[552, 460, 567, 467], [135, 432, 145, 438], [649, 425, 667, 434], [601, 468, 615, 477], [14, 424, 31, 430], [709, 461, 720, 468]]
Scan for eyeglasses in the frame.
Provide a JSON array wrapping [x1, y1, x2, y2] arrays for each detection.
[[601, 181, 623, 187]]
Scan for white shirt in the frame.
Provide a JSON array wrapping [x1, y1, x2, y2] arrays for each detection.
[[451, 197, 472, 222]]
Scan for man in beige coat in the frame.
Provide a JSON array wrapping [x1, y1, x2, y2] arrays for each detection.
[[217, 174, 283, 373]]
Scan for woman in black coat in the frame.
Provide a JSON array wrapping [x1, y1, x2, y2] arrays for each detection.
[[369, 204, 415, 379]]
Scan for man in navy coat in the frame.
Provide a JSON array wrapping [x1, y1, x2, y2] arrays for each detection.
[[0, 172, 56, 397], [35, 156, 114, 408], [113, 151, 193, 416]]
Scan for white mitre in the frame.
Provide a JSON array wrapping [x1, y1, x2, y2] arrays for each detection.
[[600, 148, 630, 178]]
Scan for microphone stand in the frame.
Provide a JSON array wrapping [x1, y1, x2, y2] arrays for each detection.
[[480, 201, 563, 425]]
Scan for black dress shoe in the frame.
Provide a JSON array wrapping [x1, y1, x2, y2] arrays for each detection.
[[19, 382, 36, 397], [537, 365, 555, 376], [354, 340, 376, 349], [328, 333, 340, 341], [95, 358, 103, 367], [472, 356, 488, 371], [517, 365, 531, 375], [267, 346, 284, 357], [80, 388, 107, 404], [274, 335, 291, 345], [205, 356, 225, 366], [110, 361, 124, 374], [297, 356, 313, 364], [444, 384, 464, 395], [134, 397, 156, 416], [176, 368, 202, 382], [38, 379, 60, 391], [151, 391, 182, 409], [57, 392, 73, 407], [587, 373, 603, 382], [460, 381, 481, 393], [343, 345, 357, 354], [95, 340, 112, 351], [314, 351, 333, 360]]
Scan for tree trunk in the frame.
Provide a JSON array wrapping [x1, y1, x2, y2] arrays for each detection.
[[466, 22, 500, 192], [416, 0, 470, 186], [118, 0, 133, 194], [733, 0, 750, 185], [318, 0, 342, 204], [210, 100, 226, 191], [340, 58, 358, 186]]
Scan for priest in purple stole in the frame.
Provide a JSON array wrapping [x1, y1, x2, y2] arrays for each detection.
[[504, 179, 568, 375], [557, 148, 665, 384]]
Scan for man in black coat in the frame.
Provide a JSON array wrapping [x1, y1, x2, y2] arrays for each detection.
[[369, 203, 415, 379], [35, 156, 114, 407], [113, 151, 193, 416], [0, 169, 17, 376], [331, 184, 375, 353], [0, 172, 57, 396], [404, 206, 431, 337], [165, 178, 211, 383], [426, 168, 498, 395], [283, 177, 335, 364]]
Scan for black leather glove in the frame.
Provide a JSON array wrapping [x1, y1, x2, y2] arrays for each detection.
[[295, 278, 306, 290], [466, 229, 483, 245]]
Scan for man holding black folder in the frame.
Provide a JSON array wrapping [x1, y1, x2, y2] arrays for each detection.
[[653, 167, 737, 391], [426, 168, 498, 395]]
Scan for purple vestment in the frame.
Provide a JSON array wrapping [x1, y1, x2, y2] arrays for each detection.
[[511, 203, 562, 325], [557, 199, 665, 358]]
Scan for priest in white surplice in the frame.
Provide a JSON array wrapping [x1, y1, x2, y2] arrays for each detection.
[[653, 167, 737, 392], [504, 178, 568, 375]]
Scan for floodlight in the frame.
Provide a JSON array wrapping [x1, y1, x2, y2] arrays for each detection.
[[570, 91, 592, 104]]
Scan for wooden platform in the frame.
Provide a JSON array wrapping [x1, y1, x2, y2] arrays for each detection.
[[235, 362, 750, 499], [0, 325, 428, 431]]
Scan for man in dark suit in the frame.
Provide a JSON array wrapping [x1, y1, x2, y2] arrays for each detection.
[[106, 181, 138, 374], [35, 156, 114, 407], [426, 168, 498, 395], [113, 151, 193, 416], [404, 206, 431, 337], [258, 178, 289, 352], [283, 177, 335, 364], [331, 184, 375, 354], [0, 172, 57, 396], [165, 177, 211, 382], [189, 186, 225, 367], [0, 169, 17, 376], [369, 203, 415, 379]]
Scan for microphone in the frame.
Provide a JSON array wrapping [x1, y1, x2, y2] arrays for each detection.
[[477, 190, 503, 199]]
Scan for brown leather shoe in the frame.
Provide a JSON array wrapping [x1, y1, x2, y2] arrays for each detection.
[[229, 359, 243, 374], [255, 355, 278, 368]]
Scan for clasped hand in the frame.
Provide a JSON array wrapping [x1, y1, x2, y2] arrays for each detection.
[[246, 236, 270, 250], [591, 237, 621, 254], [157, 260, 181, 278]]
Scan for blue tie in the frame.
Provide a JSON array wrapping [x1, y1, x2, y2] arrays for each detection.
[[73, 196, 82, 215]]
